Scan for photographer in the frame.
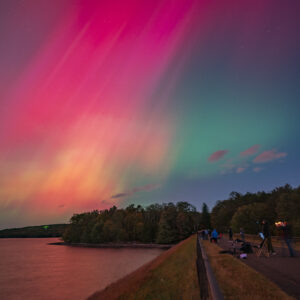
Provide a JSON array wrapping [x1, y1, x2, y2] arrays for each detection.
[[276, 221, 295, 257], [261, 220, 276, 255]]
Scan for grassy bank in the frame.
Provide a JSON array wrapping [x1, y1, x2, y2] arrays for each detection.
[[202, 241, 295, 300], [88, 234, 199, 300]]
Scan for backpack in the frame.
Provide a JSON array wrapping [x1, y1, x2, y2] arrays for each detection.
[[240, 242, 253, 253]]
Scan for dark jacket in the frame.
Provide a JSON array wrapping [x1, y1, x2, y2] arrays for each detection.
[[282, 225, 292, 239], [262, 222, 270, 238]]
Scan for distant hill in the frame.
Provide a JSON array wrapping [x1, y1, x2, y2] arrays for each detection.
[[0, 224, 67, 238]]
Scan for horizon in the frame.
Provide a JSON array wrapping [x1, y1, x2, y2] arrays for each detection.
[[0, 182, 298, 230], [1, 0, 300, 229]]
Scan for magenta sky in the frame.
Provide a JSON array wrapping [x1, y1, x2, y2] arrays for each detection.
[[0, 0, 299, 228]]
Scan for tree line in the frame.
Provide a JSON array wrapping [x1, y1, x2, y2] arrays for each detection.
[[0, 224, 67, 238], [63, 202, 210, 244], [63, 184, 299, 244], [211, 184, 300, 236]]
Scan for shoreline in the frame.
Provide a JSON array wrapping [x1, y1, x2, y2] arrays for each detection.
[[48, 241, 173, 249]]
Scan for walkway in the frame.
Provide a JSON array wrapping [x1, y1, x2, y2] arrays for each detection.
[[217, 238, 300, 299]]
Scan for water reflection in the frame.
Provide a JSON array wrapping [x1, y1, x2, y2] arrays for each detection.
[[0, 238, 164, 300]]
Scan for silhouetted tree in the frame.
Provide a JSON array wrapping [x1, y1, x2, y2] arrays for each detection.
[[211, 184, 300, 236], [63, 201, 200, 244], [201, 203, 211, 229]]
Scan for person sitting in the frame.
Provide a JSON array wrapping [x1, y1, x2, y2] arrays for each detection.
[[210, 229, 219, 243]]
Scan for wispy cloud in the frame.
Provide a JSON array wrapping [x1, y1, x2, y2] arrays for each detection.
[[253, 167, 263, 172], [236, 167, 246, 173], [220, 159, 235, 174], [253, 149, 287, 163], [240, 144, 260, 156], [111, 184, 161, 199], [220, 159, 249, 175], [208, 150, 228, 162], [111, 193, 128, 199]]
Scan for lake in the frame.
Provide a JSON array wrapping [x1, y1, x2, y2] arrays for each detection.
[[0, 238, 164, 300]]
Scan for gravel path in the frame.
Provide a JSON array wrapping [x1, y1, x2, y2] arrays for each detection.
[[216, 238, 300, 299]]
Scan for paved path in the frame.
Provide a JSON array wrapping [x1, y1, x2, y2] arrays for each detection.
[[217, 238, 300, 299]]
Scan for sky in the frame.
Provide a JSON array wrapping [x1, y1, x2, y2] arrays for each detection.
[[0, 0, 299, 229]]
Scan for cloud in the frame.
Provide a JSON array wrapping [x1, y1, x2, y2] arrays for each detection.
[[208, 150, 228, 162], [236, 167, 246, 173], [111, 193, 128, 199], [240, 145, 260, 156], [220, 159, 249, 175], [253, 167, 263, 172], [100, 200, 110, 204], [220, 159, 235, 174], [111, 184, 161, 199], [253, 149, 287, 163]]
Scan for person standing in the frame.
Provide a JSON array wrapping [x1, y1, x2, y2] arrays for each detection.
[[228, 227, 233, 240], [262, 220, 275, 255], [204, 229, 208, 240], [280, 222, 295, 257], [240, 228, 245, 242], [210, 229, 218, 243]]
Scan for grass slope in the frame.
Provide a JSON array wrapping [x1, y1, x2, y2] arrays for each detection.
[[88, 234, 200, 300], [203, 241, 295, 300]]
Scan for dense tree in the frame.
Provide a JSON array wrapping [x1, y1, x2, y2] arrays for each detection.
[[0, 224, 67, 238], [211, 184, 300, 236], [156, 204, 178, 243], [200, 203, 211, 229], [231, 203, 267, 234], [63, 202, 201, 244], [211, 199, 237, 232], [62, 184, 300, 244]]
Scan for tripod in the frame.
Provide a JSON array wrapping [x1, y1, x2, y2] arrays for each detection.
[[255, 238, 270, 258]]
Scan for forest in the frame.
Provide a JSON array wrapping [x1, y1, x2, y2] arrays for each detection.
[[0, 224, 67, 238], [63, 202, 207, 244], [211, 184, 300, 236], [63, 184, 300, 244]]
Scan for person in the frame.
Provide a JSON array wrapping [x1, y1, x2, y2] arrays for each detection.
[[240, 228, 245, 242], [228, 227, 233, 240], [262, 220, 275, 255], [204, 229, 209, 240], [277, 221, 295, 257], [210, 229, 218, 243]]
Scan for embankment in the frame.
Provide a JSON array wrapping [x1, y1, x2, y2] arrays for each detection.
[[87, 234, 199, 300]]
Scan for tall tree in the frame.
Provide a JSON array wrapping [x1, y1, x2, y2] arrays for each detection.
[[201, 203, 211, 229], [156, 204, 178, 244]]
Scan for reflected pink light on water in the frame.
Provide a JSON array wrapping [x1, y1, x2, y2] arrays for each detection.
[[0, 238, 164, 300]]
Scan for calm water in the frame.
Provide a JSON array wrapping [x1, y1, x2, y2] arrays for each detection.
[[0, 238, 164, 300]]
